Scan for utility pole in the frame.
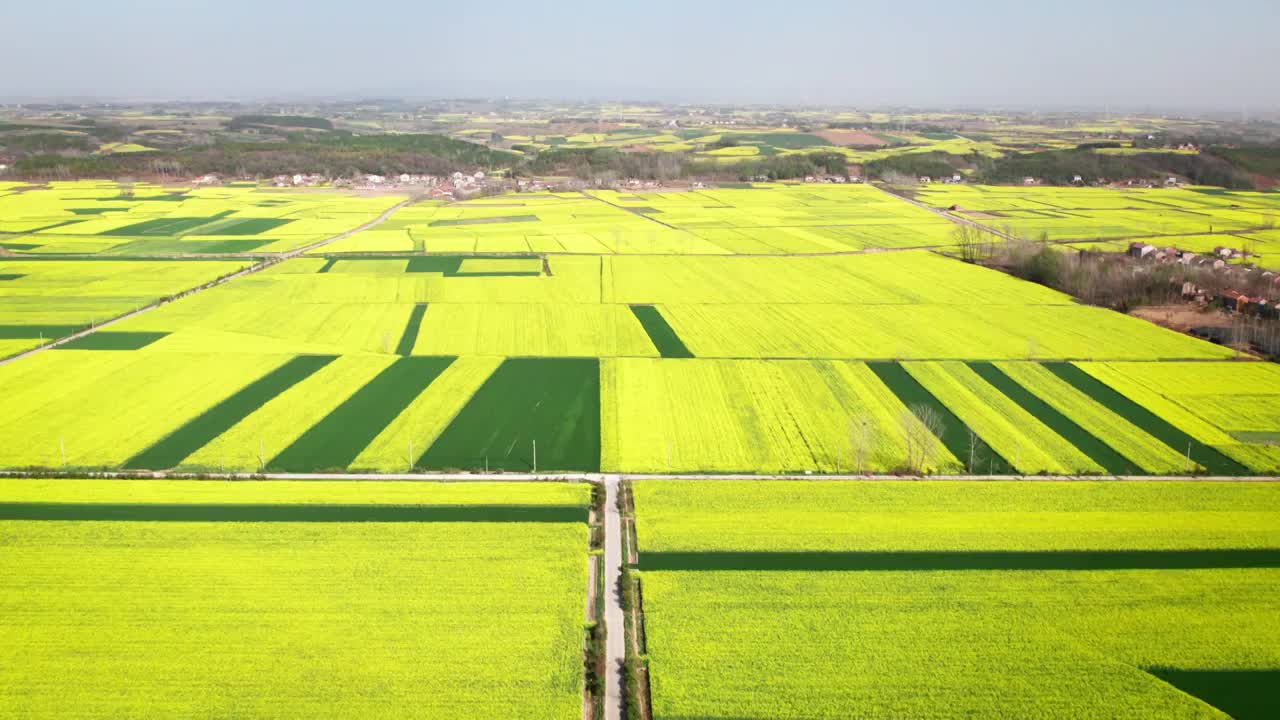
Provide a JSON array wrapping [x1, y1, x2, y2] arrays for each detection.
[[408, 437, 414, 471], [532, 440, 537, 474], [259, 438, 265, 472]]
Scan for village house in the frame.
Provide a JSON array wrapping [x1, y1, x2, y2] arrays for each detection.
[[1128, 242, 1156, 259]]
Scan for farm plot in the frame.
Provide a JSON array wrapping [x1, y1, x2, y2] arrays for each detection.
[[0, 244, 1256, 474], [634, 480, 1280, 719], [657, 302, 1232, 360], [323, 193, 726, 255], [908, 184, 1280, 243], [99, 256, 612, 357], [591, 184, 958, 254], [992, 361, 1196, 474], [904, 361, 1105, 474], [0, 259, 248, 357], [602, 358, 959, 474], [326, 185, 959, 256], [418, 358, 601, 472], [1073, 361, 1280, 474], [0, 180, 406, 255], [0, 350, 293, 468], [0, 479, 589, 720]]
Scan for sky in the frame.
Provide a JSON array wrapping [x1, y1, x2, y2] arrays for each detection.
[[2, 0, 1277, 111]]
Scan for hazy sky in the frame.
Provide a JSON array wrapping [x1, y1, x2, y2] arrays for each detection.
[[3, 0, 1277, 109]]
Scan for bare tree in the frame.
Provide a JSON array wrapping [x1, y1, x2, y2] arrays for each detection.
[[849, 415, 877, 475], [952, 224, 989, 264], [967, 429, 984, 474], [900, 405, 945, 475]]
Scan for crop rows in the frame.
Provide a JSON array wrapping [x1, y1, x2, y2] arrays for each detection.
[[0, 479, 590, 719], [633, 481, 1280, 719]]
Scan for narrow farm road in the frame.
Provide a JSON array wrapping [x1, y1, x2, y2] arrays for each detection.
[[872, 183, 1022, 242], [0, 195, 418, 369], [603, 474, 626, 720], [0, 470, 1273, 482]]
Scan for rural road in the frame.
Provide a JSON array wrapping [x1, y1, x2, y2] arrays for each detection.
[[1, 471, 1272, 482], [872, 183, 1022, 242], [0, 195, 418, 369], [602, 475, 626, 720]]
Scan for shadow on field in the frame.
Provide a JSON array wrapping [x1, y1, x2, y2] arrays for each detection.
[[0, 502, 585, 523], [1149, 669, 1280, 720], [640, 549, 1280, 572]]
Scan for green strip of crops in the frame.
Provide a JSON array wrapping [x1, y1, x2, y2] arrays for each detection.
[[124, 355, 338, 470], [57, 331, 169, 351], [968, 362, 1139, 475], [0, 501, 585, 524], [270, 356, 455, 472], [418, 357, 601, 472], [868, 362, 1012, 473], [406, 256, 463, 274], [629, 305, 694, 358], [189, 217, 292, 236], [316, 258, 337, 273], [105, 238, 274, 255], [428, 214, 537, 227], [1044, 362, 1247, 475], [640, 548, 1280, 572], [396, 303, 428, 356], [1148, 669, 1280, 720], [0, 324, 80, 339], [101, 210, 233, 237]]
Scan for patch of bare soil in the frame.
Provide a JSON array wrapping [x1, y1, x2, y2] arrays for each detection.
[[815, 129, 888, 147], [1130, 303, 1228, 332]]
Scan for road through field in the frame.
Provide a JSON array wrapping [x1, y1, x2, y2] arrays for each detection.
[[0, 196, 419, 369], [875, 183, 1280, 247], [602, 474, 625, 720], [873, 183, 1021, 242], [0, 471, 1275, 482]]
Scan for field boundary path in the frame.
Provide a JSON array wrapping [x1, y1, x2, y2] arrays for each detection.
[[0, 470, 1274, 482], [875, 183, 1280, 248], [584, 191, 683, 231], [873, 183, 1022, 242], [0, 196, 419, 369], [602, 475, 626, 720]]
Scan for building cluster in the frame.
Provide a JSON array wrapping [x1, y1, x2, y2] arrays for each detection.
[[1128, 241, 1280, 314], [190, 171, 503, 195], [271, 173, 328, 188], [803, 174, 864, 184], [1218, 289, 1278, 318], [918, 174, 964, 185]]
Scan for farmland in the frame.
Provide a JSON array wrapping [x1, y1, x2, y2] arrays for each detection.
[[0, 258, 249, 358], [0, 179, 1278, 475], [0, 181, 405, 255], [0, 478, 590, 719], [907, 184, 1280, 250], [632, 480, 1280, 719], [4, 23, 1280, 720], [325, 184, 958, 255], [1, 123, 1278, 720]]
